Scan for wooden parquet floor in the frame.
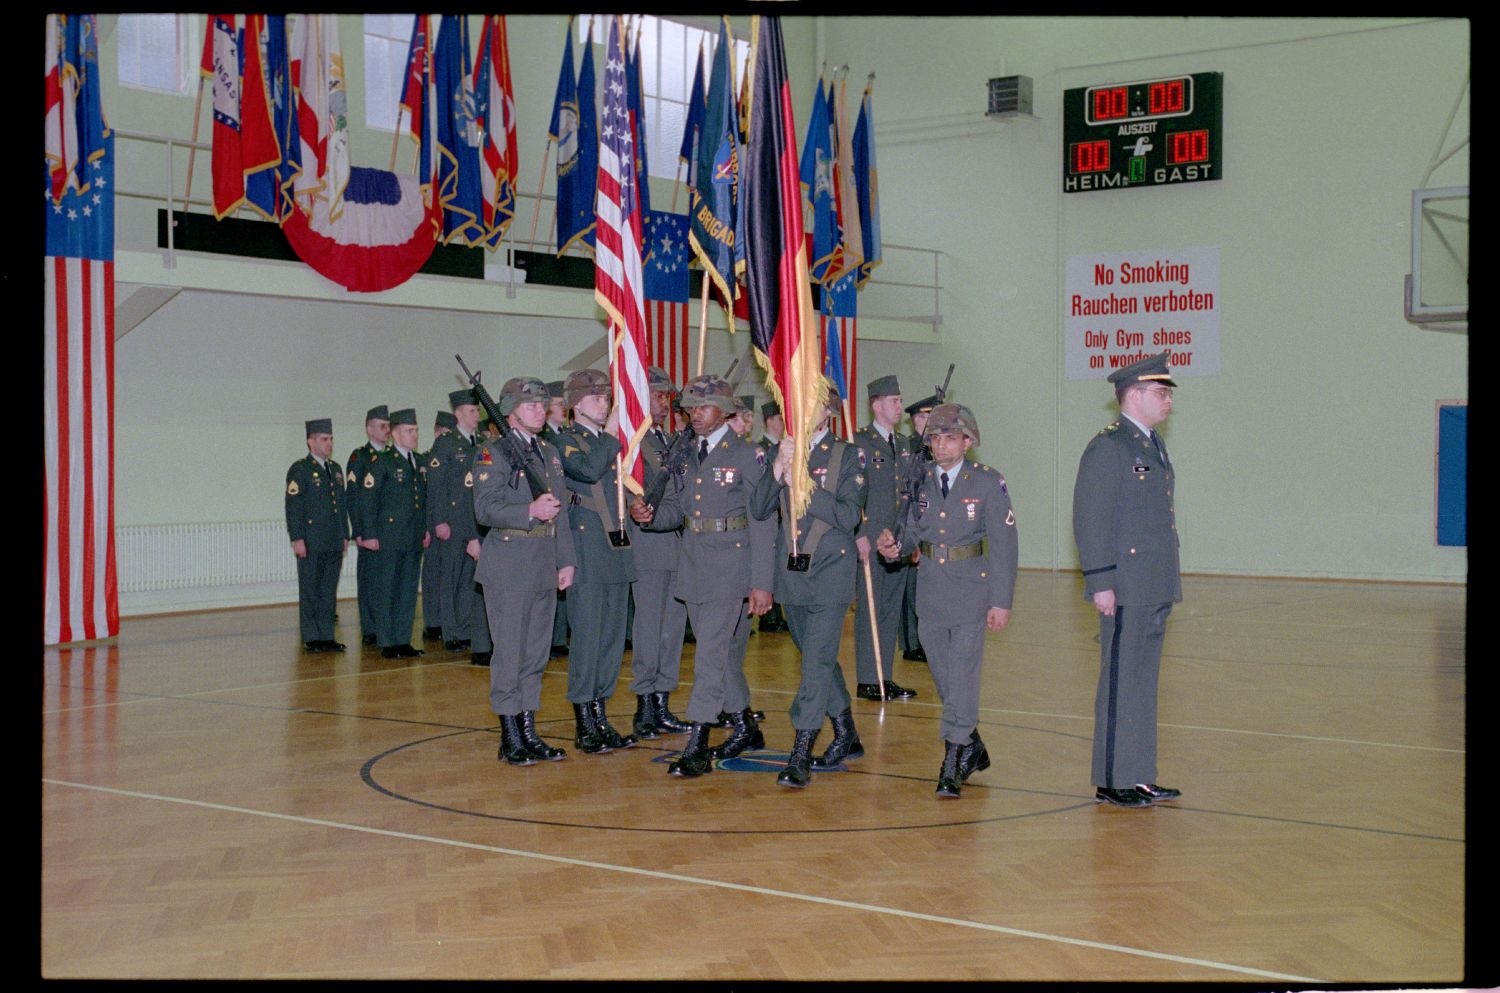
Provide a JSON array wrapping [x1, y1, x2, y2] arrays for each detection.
[[41, 572, 1468, 981]]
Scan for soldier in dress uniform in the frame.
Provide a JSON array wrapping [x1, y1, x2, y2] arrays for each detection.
[[758, 401, 784, 450], [1073, 351, 1183, 809], [557, 368, 639, 754], [357, 408, 430, 659], [347, 405, 391, 647], [420, 409, 456, 643], [852, 375, 920, 700], [630, 374, 776, 778], [626, 368, 693, 738], [750, 381, 868, 788], [897, 392, 941, 664], [426, 392, 490, 663], [542, 380, 572, 659], [285, 418, 349, 652], [476, 376, 577, 767], [876, 403, 1017, 798]]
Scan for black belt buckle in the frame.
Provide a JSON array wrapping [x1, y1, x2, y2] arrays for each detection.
[[786, 552, 810, 572], [608, 528, 632, 548]]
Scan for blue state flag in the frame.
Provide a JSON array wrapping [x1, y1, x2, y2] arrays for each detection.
[[626, 31, 652, 220], [245, 15, 299, 222], [643, 210, 690, 303], [689, 18, 741, 304], [550, 19, 597, 254], [853, 81, 882, 285], [434, 14, 483, 244], [678, 44, 706, 169], [800, 77, 838, 285], [46, 15, 113, 263]]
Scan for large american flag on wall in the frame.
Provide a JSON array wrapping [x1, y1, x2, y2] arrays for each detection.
[[44, 14, 118, 644], [593, 16, 650, 493]]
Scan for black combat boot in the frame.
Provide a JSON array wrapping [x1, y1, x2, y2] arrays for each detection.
[[517, 711, 566, 761], [935, 740, 964, 798], [811, 708, 864, 769], [650, 691, 692, 734], [572, 701, 612, 754], [709, 707, 765, 760], [589, 698, 637, 749], [776, 728, 820, 789], [498, 714, 538, 766], [632, 694, 661, 739], [958, 728, 990, 781], [667, 722, 714, 777]]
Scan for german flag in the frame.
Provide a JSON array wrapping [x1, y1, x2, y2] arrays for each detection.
[[743, 15, 828, 524]]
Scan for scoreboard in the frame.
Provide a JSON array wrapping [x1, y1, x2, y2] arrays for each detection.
[[1062, 72, 1222, 193]]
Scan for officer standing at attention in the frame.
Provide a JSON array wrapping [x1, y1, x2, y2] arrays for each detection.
[[358, 408, 430, 659], [897, 392, 941, 664], [877, 403, 1017, 798], [750, 381, 868, 788], [347, 405, 391, 647], [476, 376, 577, 767], [1073, 351, 1183, 809], [630, 374, 776, 778], [625, 368, 693, 738], [426, 392, 489, 662], [852, 375, 920, 700], [420, 409, 456, 643], [557, 368, 639, 754], [286, 418, 348, 652]]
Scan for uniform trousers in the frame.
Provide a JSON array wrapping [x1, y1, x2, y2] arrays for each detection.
[[566, 580, 630, 703], [296, 549, 342, 642], [486, 587, 557, 716], [375, 547, 422, 648], [681, 596, 753, 724], [422, 539, 448, 632], [919, 615, 986, 743], [356, 545, 378, 638], [438, 541, 483, 642], [1092, 603, 1171, 788], [629, 569, 687, 695], [899, 566, 923, 653], [854, 557, 907, 682], [784, 603, 853, 730]]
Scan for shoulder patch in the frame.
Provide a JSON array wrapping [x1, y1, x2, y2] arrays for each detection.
[[477, 448, 493, 466], [858, 447, 867, 468], [286, 480, 299, 496], [755, 446, 767, 467], [430, 456, 440, 468], [364, 472, 376, 488], [1100, 421, 1121, 436]]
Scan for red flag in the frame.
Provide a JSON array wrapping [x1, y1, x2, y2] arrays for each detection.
[[743, 16, 826, 521], [474, 15, 519, 248], [593, 17, 651, 494], [239, 16, 280, 178], [204, 14, 245, 218]]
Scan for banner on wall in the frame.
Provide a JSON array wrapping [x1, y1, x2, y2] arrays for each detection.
[[1064, 245, 1219, 379]]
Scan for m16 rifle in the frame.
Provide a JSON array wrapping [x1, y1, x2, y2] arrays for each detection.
[[455, 354, 551, 500]]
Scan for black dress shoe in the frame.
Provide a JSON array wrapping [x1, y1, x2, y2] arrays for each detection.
[[1134, 783, 1181, 802], [902, 648, 927, 663], [423, 626, 443, 641], [857, 681, 916, 701], [303, 641, 325, 653], [1095, 787, 1153, 808], [380, 646, 401, 659], [396, 644, 424, 658], [444, 639, 466, 652], [326, 640, 346, 652], [471, 651, 491, 667], [362, 634, 378, 647]]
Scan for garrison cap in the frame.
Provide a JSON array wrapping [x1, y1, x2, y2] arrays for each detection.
[[365, 405, 390, 423], [867, 375, 900, 400], [923, 402, 980, 445], [434, 410, 457, 430], [545, 380, 566, 399], [448, 389, 477, 409], [647, 367, 676, 394], [761, 401, 780, 420], [564, 368, 611, 408], [498, 376, 550, 416], [305, 418, 332, 435], [1107, 350, 1177, 389], [734, 394, 754, 414], [390, 408, 418, 427], [679, 374, 737, 413], [904, 393, 940, 417]]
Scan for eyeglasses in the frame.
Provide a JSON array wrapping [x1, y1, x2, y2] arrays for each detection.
[[1139, 386, 1174, 400]]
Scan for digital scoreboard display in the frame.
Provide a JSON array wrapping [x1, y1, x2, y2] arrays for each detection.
[[1063, 72, 1222, 193]]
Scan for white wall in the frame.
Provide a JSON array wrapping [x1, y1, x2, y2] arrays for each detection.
[[96, 16, 1467, 614]]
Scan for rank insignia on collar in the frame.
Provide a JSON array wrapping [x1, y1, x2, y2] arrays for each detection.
[[287, 480, 299, 496]]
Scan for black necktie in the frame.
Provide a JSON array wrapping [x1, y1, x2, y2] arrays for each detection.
[[529, 437, 543, 464], [1150, 429, 1165, 462], [699, 438, 710, 462], [407, 451, 416, 472], [888, 433, 897, 459], [940, 471, 950, 499]]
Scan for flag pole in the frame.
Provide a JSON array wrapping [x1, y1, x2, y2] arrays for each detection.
[[527, 140, 553, 251], [860, 550, 888, 702], [695, 277, 710, 378], [184, 75, 206, 201]]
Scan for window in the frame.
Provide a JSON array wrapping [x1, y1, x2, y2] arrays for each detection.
[[116, 13, 194, 95], [364, 14, 414, 133], [581, 15, 750, 182]]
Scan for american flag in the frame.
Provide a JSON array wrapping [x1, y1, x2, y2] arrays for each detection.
[[593, 16, 651, 494], [45, 15, 118, 644]]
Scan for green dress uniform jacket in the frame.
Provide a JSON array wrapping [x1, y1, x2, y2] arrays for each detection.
[[346, 440, 386, 639], [356, 447, 428, 648], [285, 454, 349, 643], [426, 430, 485, 645]]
